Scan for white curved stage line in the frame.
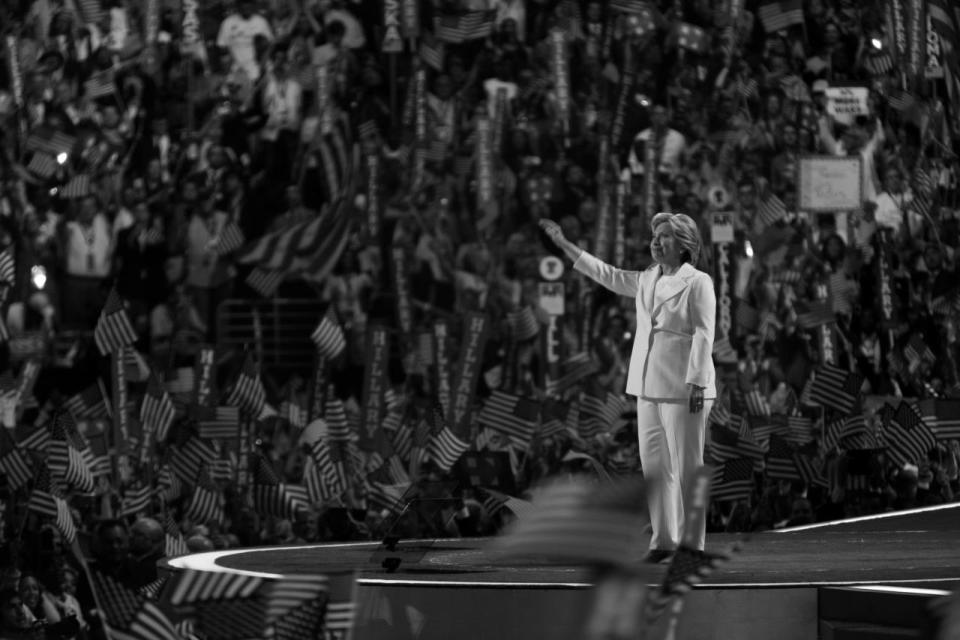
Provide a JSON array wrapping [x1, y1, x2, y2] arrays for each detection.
[[775, 502, 960, 533], [167, 541, 377, 578]]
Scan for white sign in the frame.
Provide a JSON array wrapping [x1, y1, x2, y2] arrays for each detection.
[[798, 156, 863, 212], [825, 87, 869, 125], [538, 282, 565, 316], [539, 256, 564, 281], [711, 212, 735, 244]]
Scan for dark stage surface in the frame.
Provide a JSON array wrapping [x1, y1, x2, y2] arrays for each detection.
[[202, 504, 960, 589]]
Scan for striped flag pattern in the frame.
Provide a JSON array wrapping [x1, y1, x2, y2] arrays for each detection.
[[304, 438, 349, 502], [324, 391, 352, 441], [141, 374, 176, 443], [506, 307, 540, 341], [64, 384, 110, 420], [47, 411, 96, 492], [94, 289, 138, 356], [184, 464, 224, 525], [197, 406, 240, 441], [434, 10, 496, 42], [119, 484, 153, 517], [251, 455, 311, 518], [92, 571, 183, 640], [245, 268, 284, 298], [171, 437, 219, 487], [164, 513, 188, 557], [214, 222, 245, 256], [238, 120, 355, 276], [60, 174, 91, 199], [758, 0, 804, 33], [710, 457, 755, 502], [419, 34, 445, 70], [428, 426, 470, 471], [27, 153, 58, 178], [311, 313, 347, 358], [0, 428, 32, 490], [808, 364, 861, 414], [882, 402, 937, 467], [795, 299, 834, 329], [478, 391, 540, 450], [644, 544, 740, 622], [25, 129, 76, 156], [918, 399, 960, 441], [757, 192, 787, 226], [744, 390, 771, 416], [765, 434, 801, 480], [27, 462, 77, 543], [84, 71, 116, 99], [226, 354, 267, 417]]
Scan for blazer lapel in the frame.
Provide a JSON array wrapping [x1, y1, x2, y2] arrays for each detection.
[[641, 266, 659, 315], [650, 263, 695, 317]]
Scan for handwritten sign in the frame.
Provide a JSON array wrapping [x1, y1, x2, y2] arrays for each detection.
[[798, 156, 862, 212], [825, 87, 869, 125]]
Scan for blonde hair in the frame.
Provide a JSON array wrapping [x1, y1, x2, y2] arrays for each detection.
[[650, 212, 703, 266]]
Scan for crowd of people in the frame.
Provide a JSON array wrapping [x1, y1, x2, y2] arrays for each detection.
[[1, 0, 960, 636]]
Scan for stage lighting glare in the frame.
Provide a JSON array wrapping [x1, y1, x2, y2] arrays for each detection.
[[745, 241, 754, 258], [56, 152, 68, 165], [871, 38, 882, 50], [31, 265, 47, 290]]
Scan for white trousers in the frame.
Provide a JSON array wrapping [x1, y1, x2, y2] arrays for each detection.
[[636, 397, 711, 552]]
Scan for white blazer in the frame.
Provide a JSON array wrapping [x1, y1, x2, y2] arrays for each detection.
[[574, 251, 717, 401]]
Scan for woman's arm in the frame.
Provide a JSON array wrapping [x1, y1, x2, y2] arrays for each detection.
[[686, 274, 716, 391], [538, 219, 641, 298]]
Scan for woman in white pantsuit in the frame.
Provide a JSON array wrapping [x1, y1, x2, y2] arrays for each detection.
[[540, 213, 716, 563]]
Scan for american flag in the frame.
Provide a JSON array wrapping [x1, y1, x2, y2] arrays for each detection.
[[419, 33, 445, 71], [85, 69, 118, 99], [274, 597, 324, 640], [77, 0, 106, 24], [708, 424, 766, 471], [765, 434, 801, 480], [794, 451, 828, 487], [864, 52, 894, 76], [918, 398, 960, 441], [60, 174, 91, 199], [119, 484, 153, 517], [903, 334, 936, 372], [184, 464, 224, 525], [311, 313, 347, 359], [552, 351, 602, 393], [239, 118, 355, 276], [27, 153, 58, 179], [27, 462, 77, 543], [758, 0, 804, 33], [64, 383, 110, 420], [434, 10, 496, 43], [25, 129, 76, 156], [492, 477, 649, 567], [366, 481, 410, 514], [251, 454, 310, 518], [213, 222, 245, 256], [477, 487, 535, 520], [757, 192, 787, 226], [710, 457, 755, 502], [141, 374, 176, 443], [713, 335, 738, 363], [795, 299, 834, 329], [428, 425, 471, 471], [47, 410, 96, 492], [245, 268, 284, 298], [197, 405, 241, 440], [608, 0, 653, 14], [324, 391, 352, 441], [887, 89, 917, 112], [744, 390, 771, 417], [579, 391, 629, 441], [94, 289, 138, 356], [163, 512, 188, 557], [478, 391, 540, 450], [0, 249, 12, 291], [882, 402, 937, 467], [304, 438, 349, 502], [808, 365, 861, 414], [226, 353, 267, 417], [0, 428, 31, 490], [171, 437, 219, 487]]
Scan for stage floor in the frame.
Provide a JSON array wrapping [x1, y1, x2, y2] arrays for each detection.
[[184, 503, 960, 590]]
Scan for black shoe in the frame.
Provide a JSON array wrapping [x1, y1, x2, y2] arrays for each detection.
[[642, 549, 675, 564]]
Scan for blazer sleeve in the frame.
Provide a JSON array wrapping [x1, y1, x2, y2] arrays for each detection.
[[572, 250, 641, 298], [686, 273, 716, 388]]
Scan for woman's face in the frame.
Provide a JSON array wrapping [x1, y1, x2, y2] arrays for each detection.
[[19, 577, 39, 609], [651, 222, 684, 267]]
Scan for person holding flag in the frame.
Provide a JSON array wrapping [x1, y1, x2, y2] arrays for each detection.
[[539, 212, 717, 562]]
